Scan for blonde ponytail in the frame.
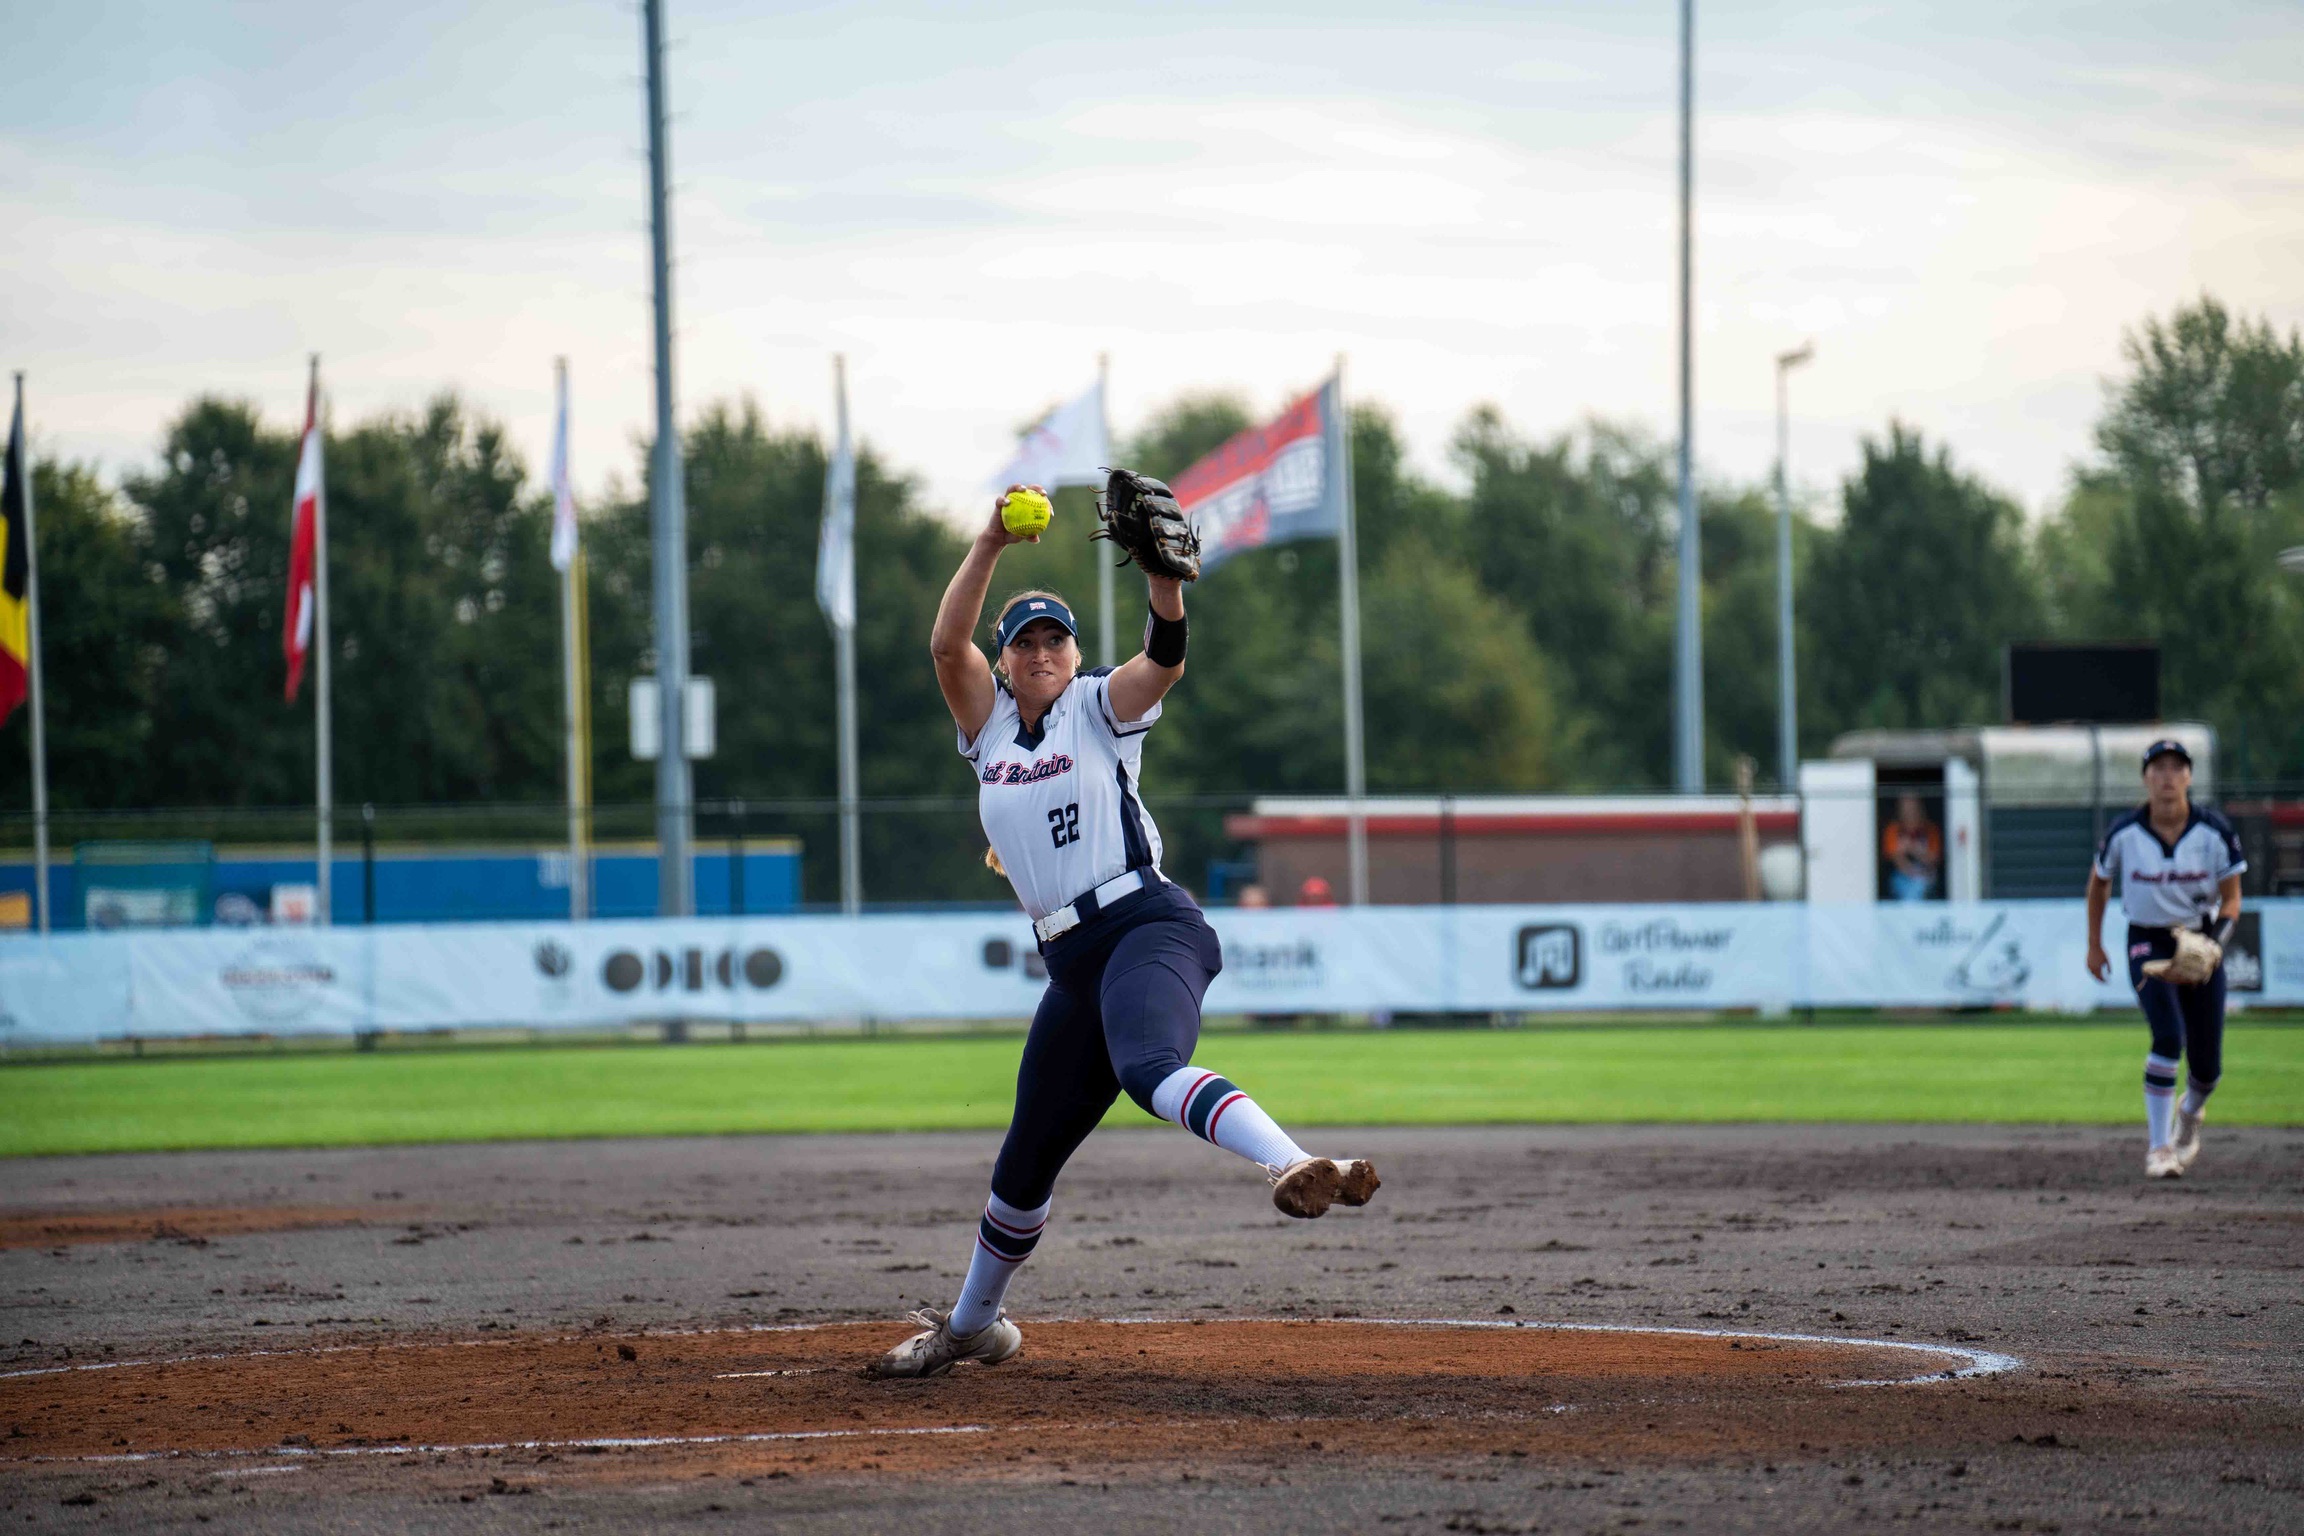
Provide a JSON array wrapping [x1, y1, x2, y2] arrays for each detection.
[[984, 845, 1007, 877]]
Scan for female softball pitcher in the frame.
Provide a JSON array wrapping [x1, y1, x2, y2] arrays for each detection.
[[2084, 738, 2245, 1180], [872, 473, 1380, 1378]]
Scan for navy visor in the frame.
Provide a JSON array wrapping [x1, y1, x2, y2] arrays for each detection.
[[996, 597, 1079, 649]]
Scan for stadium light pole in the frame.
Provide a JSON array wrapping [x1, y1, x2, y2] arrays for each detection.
[[643, 0, 693, 917], [1671, 0, 1702, 793], [1774, 340, 1814, 792]]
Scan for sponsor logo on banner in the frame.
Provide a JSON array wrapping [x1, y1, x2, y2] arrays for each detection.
[[1912, 913, 2032, 996], [219, 938, 337, 1024], [979, 938, 1048, 981], [2225, 911, 2263, 993], [599, 947, 785, 993], [1514, 925, 1581, 989], [1227, 938, 1325, 992], [1594, 918, 1733, 994]]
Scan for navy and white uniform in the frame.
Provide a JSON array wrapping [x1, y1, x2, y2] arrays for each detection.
[[2094, 804, 2246, 1086], [962, 668, 1223, 1210]]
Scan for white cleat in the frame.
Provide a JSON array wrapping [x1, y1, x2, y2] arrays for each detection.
[[2144, 1145, 2183, 1180], [1268, 1156, 1382, 1219], [867, 1306, 1023, 1378], [2171, 1103, 2205, 1172]]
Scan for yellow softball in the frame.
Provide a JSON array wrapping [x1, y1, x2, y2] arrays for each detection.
[[1001, 487, 1053, 537]]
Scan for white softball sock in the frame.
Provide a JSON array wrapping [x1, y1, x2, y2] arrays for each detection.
[[2144, 1052, 2180, 1148], [1151, 1066, 1310, 1171], [949, 1191, 1048, 1339]]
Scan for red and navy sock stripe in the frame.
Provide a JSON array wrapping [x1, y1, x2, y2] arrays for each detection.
[[976, 1203, 1046, 1265], [1178, 1071, 1246, 1146]]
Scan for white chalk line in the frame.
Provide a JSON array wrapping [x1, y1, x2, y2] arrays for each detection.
[[0, 1314, 2021, 1467], [18, 1425, 994, 1468]]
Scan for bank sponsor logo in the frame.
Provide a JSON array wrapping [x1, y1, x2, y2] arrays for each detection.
[[220, 938, 338, 1024], [1514, 924, 1581, 989], [600, 947, 785, 993], [1226, 938, 1324, 992]]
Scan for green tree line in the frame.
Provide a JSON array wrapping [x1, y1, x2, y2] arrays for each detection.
[[3, 297, 2299, 900]]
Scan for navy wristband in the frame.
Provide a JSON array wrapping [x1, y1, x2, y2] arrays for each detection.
[[1143, 607, 1187, 667]]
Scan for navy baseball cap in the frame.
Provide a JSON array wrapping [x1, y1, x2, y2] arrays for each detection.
[[2140, 738, 2192, 771], [995, 596, 1079, 649]]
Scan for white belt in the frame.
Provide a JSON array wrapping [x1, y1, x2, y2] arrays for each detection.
[[1034, 869, 1149, 945]]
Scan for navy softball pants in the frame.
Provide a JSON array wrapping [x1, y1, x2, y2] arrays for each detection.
[[2126, 924, 2225, 1087], [989, 882, 1225, 1210]]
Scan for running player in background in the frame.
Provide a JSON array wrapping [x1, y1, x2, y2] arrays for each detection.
[[2085, 739, 2245, 1180], [871, 484, 1380, 1378]]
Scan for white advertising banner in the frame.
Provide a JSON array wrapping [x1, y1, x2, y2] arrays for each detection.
[[0, 900, 2296, 1043]]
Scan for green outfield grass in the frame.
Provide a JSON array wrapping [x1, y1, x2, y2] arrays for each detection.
[[2, 1022, 2300, 1157]]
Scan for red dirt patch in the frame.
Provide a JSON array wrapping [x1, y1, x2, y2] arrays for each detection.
[[2, 1318, 2018, 1472], [0, 1206, 379, 1250]]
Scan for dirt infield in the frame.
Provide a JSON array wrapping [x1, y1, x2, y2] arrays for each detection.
[[3, 1124, 2300, 1532], [0, 1207, 379, 1251], [0, 1318, 2008, 1470]]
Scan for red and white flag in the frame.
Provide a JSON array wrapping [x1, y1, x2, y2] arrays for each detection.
[[283, 369, 323, 702]]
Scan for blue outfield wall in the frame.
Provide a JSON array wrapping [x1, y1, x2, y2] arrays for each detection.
[[0, 845, 802, 929]]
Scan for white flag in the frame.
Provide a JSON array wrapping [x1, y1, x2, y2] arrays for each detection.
[[986, 376, 1108, 491], [548, 364, 577, 572], [817, 359, 856, 633]]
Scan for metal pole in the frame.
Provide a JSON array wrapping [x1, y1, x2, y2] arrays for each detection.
[[643, 0, 693, 917], [1439, 794, 1456, 906], [557, 358, 587, 921], [1333, 357, 1369, 906], [1097, 352, 1115, 670], [1671, 0, 1703, 794], [729, 798, 745, 917], [1774, 342, 1812, 792], [311, 355, 333, 924], [361, 801, 376, 923], [831, 357, 862, 916], [15, 375, 49, 933]]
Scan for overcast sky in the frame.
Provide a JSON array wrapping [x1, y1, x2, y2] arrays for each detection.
[[5, 0, 2299, 521]]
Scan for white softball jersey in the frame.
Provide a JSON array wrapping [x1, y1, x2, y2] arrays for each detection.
[[960, 667, 1164, 921], [2092, 805, 2246, 928]]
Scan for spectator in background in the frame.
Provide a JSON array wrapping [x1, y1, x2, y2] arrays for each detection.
[[1235, 883, 1272, 909], [1296, 875, 1337, 907], [1883, 795, 1943, 901]]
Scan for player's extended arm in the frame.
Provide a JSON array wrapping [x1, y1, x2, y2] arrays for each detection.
[[1106, 573, 1186, 724], [2084, 871, 2113, 982], [931, 493, 1037, 742]]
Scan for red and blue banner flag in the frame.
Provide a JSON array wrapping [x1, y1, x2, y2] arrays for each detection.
[[1171, 377, 1347, 572]]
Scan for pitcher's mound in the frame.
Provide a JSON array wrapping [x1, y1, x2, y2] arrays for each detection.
[[2, 1318, 2015, 1476]]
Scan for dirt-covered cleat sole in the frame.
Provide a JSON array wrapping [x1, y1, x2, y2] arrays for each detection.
[[1269, 1157, 1378, 1219], [2144, 1146, 2182, 1180], [1332, 1158, 1381, 1207], [867, 1307, 1023, 1379]]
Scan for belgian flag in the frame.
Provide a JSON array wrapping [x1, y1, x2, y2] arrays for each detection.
[[0, 384, 30, 725]]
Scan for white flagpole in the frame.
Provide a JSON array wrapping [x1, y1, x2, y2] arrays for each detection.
[[1334, 355, 1368, 906], [555, 359, 586, 920], [1096, 353, 1115, 670], [310, 355, 333, 925], [15, 375, 50, 934], [831, 356, 862, 916]]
